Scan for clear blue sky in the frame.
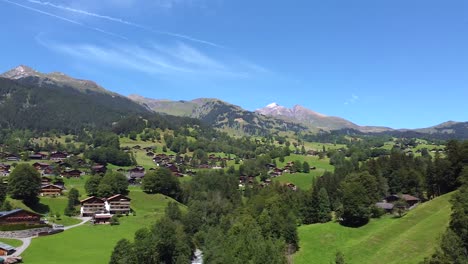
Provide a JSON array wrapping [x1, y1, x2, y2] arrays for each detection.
[[0, 0, 467, 129]]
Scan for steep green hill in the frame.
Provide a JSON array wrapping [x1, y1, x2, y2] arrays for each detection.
[[294, 192, 453, 264]]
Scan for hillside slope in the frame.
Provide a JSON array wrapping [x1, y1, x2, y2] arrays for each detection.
[[294, 192, 453, 264], [0, 66, 150, 132], [129, 95, 308, 136]]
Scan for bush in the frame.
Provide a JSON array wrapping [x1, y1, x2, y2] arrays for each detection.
[[370, 205, 385, 218], [110, 215, 120, 225]]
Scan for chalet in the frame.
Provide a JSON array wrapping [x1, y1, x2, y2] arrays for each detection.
[[0, 242, 15, 256], [146, 152, 155, 157], [286, 183, 297, 191], [62, 169, 83, 178], [106, 194, 131, 215], [165, 163, 180, 174], [375, 202, 394, 213], [307, 150, 319, 156], [40, 184, 64, 196], [41, 177, 52, 184], [29, 152, 48, 160], [53, 178, 65, 188], [33, 162, 50, 171], [42, 166, 55, 176], [50, 151, 68, 161], [4, 154, 19, 162], [92, 213, 112, 224], [0, 209, 41, 225], [80, 197, 106, 217], [128, 167, 145, 180], [91, 165, 107, 174], [0, 164, 10, 176], [385, 194, 421, 207]]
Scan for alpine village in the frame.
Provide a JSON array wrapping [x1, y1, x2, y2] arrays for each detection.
[[0, 65, 466, 264]]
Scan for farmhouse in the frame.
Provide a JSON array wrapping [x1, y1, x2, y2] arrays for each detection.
[[62, 169, 83, 178], [40, 184, 64, 196], [92, 213, 112, 224], [80, 197, 106, 217], [33, 162, 50, 171], [0, 209, 41, 225], [50, 151, 68, 161], [385, 194, 421, 207], [4, 154, 19, 162], [29, 152, 48, 160], [106, 194, 131, 215], [0, 242, 15, 256], [375, 202, 394, 213], [91, 165, 107, 174], [81, 195, 132, 216]]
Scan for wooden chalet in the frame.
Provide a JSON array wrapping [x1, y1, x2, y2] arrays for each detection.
[[29, 152, 48, 160], [41, 176, 52, 185], [375, 202, 394, 213], [106, 194, 131, 215], [286, 183, 297, 191], [80, 197, 106, 217], [385, 194, 420, 207], [50, 151, 68, 161], [33, 162, 50, 171], [0, 209, 41, 225], [40, 184, 64, 196], [92, 213, 112, 224], [4, 154, 19, 162], [0, 164, 10, 176], [91, 165, 107, 174], [0, 242, 15, 256], [62, 169, 83, 178]]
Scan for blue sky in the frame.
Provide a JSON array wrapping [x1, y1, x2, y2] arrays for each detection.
[[0, 0, 467, 129]]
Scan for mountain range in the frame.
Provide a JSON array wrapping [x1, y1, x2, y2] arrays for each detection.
[[1, 65, 467, 139]]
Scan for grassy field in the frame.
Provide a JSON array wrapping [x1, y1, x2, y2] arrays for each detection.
[[271, 154, 333, 190], [273, 171, 324, 190], [22, 188, 180, 264], [293, 192, 453, 264], [0, 238, 23, 248]]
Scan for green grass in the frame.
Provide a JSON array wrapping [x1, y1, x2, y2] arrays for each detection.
[[294, 192, 454, 264], [0, 238, 23, 248], [272, 171, 324, 190], [22, 188, 181, 264], [269, 154, 334, 190], [37, 197, 82, 226]]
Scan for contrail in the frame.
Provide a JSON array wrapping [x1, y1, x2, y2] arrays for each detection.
[[26, 0, 223, 48], [1, 0, 127, 40]]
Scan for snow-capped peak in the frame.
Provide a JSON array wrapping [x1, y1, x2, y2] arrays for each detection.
[[266, 102, 279, 108]]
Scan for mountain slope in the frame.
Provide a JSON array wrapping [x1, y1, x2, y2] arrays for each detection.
[[1, 65, 117, 95], [128, 95, 308, 136], [256, 103, 392, 132], [0, 66, 150, 132], [294, 192, 453, 264]]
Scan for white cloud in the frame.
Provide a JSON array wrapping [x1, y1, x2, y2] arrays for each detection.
[[344, 94, 359, 105], [26, 0, 223, 47], [1, 0, 127, 39], [36, 36, 264, 78]]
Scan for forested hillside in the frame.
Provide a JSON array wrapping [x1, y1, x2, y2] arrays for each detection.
[[0, 77, 148, 133]]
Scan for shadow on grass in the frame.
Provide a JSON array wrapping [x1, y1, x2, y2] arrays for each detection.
[[27, 202, 50, 214]]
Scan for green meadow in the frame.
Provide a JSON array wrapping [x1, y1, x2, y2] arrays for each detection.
[[294, 192, 453, 264], [22, 188, 180, 264]]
